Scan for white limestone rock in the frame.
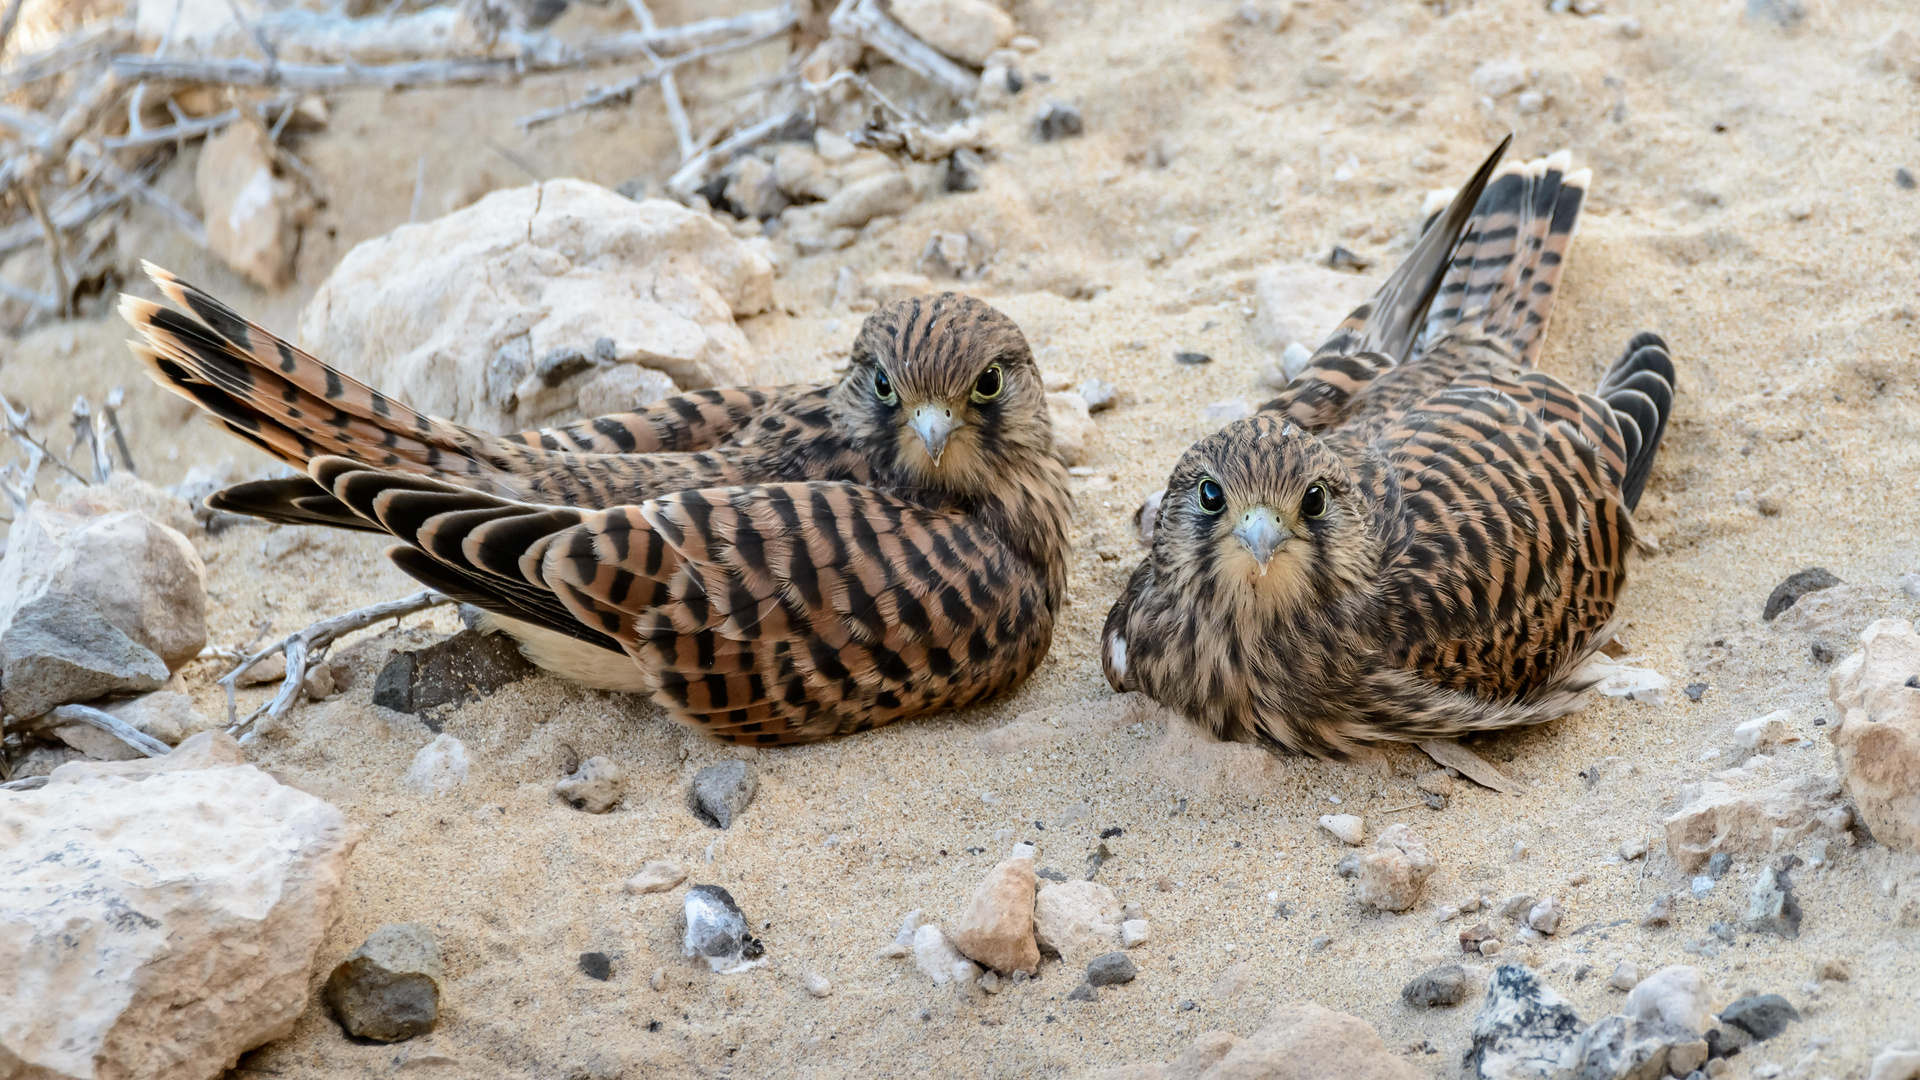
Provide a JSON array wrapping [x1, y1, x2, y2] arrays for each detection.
[[890, 0, 1015, 66], [403, 733, 470, 796], [1032, 879, 1121, 964], [0, 731, 360, 1080], [1828, 618, 1920, 852], [197, 119, 313, 290], [297, 181, 774, 430], [1253, 263, 1379, 355]]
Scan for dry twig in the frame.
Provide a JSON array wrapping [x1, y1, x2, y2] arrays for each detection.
[[828, 0, 978, 99], [626, 0, 694, 160], [515, 13, 796, 130], [45, 704, 171, 758], [222, 590, 451, 736]]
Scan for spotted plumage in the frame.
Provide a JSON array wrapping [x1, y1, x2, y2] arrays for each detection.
[[122, 264, 1071, 744], [1103, 142, 1676, 758]]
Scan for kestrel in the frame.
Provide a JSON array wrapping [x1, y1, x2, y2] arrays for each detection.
[[122, 267, 1071, 745], [1102, 139, 1676, 757]]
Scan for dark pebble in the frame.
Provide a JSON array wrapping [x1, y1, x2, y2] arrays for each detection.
[[687, 760, 758, 829], [372, 628, 538, 717], [1423, 790, 1448, 811], [1327, 245, 1372, 271], [1811, 641, 1837, 664], [1719, 993, 1800, 1041], [1178, 1000, 1197, 1012], [945, 147, 984, 193], [1401, 964, 1469, 1008], [1100, 826, 1124, 839], [1761, 567, 1840, 621], [1685, 682, 1708, 702], [579, 952, 612, 981], [1067, 982, 1099, 1002], [647, 1020, 662, 1033], [1174, 351, 1212, 365], [1033, 101, 1084, 141], [1899, 167, 1916, 190], [1707, 852, 1732, 879], [1037, 867, 1068, 882], [1335, 852, 1361, 878], [1086, 952, 1138, 987], [1706, 1025, 1750, 1059]]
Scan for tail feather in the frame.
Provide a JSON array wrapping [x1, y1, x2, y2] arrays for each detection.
[[1418, 151, 1590, 368], [1596, 333, 1675, 511], [121, 262, 501, 486], [1312, 134, 1513, 366]]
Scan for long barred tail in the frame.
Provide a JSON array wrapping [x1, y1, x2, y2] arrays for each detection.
[[1418, 150, 1591, 368], [1595, 332, 1675, 511], [119, 261, 503, 485]]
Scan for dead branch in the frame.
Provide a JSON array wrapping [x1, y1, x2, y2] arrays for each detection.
[[0, 274, 58, 312], [0, 775, 48, 791], [222, 590, 451, 736], [22, 188, 69, 315], [0, 21, 133, 91], [46, 704, 171, 758], [626, 0, 694, 160], [1, 392, 88, 483], [664, 111, 792, 201], [0, 183, 130, 259], [829, 0, 978, 100], [515, 15, 796, 130], [103, 387, 135, 476]]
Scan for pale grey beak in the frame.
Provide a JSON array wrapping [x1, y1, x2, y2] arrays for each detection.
[[1233, 505, 1290, 574], [909, 403, 960, 465]]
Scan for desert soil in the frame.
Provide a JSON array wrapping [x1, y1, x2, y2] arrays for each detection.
[[5, 0, 1920, 1076]]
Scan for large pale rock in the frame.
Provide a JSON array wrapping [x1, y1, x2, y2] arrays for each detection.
[[1033, 879, 1121, 964], [0, 593, 168, 719], [1253, 264, 1378, 353], [1466, 965, 1584, 1079], [298, 181, 774, 430], [1662, 773, 1847, 872], [198, 119, 311, 289], [951, 849, 1040, 975], [1828, 618, 1920, 852], [0, 731, 360, 1080], [0, 501, 208, 670], [890, 0, 1015, 65], [818, 172, 918, 230], [1097, 1001, 1420, 1080]]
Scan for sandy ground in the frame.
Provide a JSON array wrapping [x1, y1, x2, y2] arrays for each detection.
[[6, 0, 1920, 1076]]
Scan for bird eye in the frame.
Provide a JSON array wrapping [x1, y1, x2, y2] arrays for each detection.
[[1197, 477, 1226, 515], [971, 364, 1004, 402], [1301, 483, 1329, 519], [873, 367, 897, 405]]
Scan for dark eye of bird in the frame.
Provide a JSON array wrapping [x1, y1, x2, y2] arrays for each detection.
[[1197, 477, 1226, 515], [972, 364, 1004, 402], [1301, 483, 1329, 519], [873, 367, 896, 405]]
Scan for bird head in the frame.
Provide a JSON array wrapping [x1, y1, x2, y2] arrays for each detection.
[[836, 294, 1054, 497], [1149, 415, 1371, 611]]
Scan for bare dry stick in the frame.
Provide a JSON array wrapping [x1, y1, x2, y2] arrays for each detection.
[[664, 111, 791, 201], [0, 275, 58, 312], [516, 17, 796, 130], [47, 704, 172, 757], [0, 181, 131, 259], [22, 188, 71, 316], [222, 590, 451, 735], [0, 21, 133, 92], [103, 386, 135, 476], [829, 0, 978, 100], [0, 0, 25, 63], [1, 393, 89, 483], [626, 0, 694, 160]]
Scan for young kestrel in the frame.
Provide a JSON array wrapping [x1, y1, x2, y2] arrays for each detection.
[[122, 268, 1071, 745], [1102, 139, 1676, 757]]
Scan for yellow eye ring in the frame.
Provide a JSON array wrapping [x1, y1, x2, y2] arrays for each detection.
[[1301, 483, 1330, 519], [971, 363, 1005, 403]]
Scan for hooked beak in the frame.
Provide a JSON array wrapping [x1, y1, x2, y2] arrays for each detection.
[[1233, 505, 1291, 574], [909, 402, 960, 466]]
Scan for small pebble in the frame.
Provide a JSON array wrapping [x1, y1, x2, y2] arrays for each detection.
[[624, 860, 690, 895], [1078, 378, 1120, 412], [1610, 961, 1643, 991], [1685, 682, 1708, 702], [682, 885, 765, 974], [1174, 350, 1213, 365], [687, 760, 758, 829], [1437, 905, 1460, 923], [1308, 935, 1332, 952], [1479, 939, 1504, 957], [579, 952, 612, 981], [803, 972, 832, 998], [555, 756, 626, 813], [1707, 851, 1733, 879], [1691, 876, 1715, 898], [649, 967, 666, 991], [1719, 993, 1801, 1041], [1898, 167, 1916, 190], [1085, 952, 1138, 987], [1120, 919, 1150, 948], [1498, 894, 1539, 922], [1318, 813, 1366, 846], [1815, 958, 1850, 982], [1459, 921, 1496, 953], [1744, 864, 1802, 939], [1033, 101, 1084, 141], [323, 923, 443, 1043], [1527, 897, 1564, 935], [1067, 982, 1098, 1002], [1620, 836, 1650, 861], [1401, 964, 1469, 1008]]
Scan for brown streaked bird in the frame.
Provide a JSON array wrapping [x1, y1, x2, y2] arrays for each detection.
[[1102, 138, 1676, 758], [120, 265, 1071, 745]]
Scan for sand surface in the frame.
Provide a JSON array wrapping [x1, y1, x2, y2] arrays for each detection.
[[6, 0, 1920, 1076]]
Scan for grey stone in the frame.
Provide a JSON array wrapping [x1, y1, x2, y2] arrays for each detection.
[[556, 755, 626, 813], [1761, 567, 1840, 621], [1744, 865, 1801, 939], [1078, 378, 1120, 413], [323, 923, 443, 1043], [1085, 952, 1137, 987], [1067, 982, 1098, 1001], [1573, 1013, 1710, 1080], [1402, 964, 1469, 1008], [945, 147, 984, 193], [1642, 895, 1673, 928], [688, 759, 758, 829], [0, 593, 168, 718], [371, 629, 539, 716], [682, 885, 763, 973], [579, 951, 612, 981], [1718, 994, 1799, 1042], [1466, 964, 1584, 1079], [1173, 350, 1212, 365], [1033, 101, 1083, 141], [1706, 852, 1732, 879]]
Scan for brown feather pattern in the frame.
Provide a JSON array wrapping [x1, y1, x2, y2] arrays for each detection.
[[122, 265, 1071, 744], [1104, 144, 1676, 758]]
